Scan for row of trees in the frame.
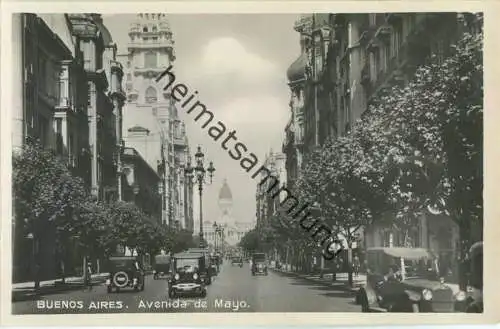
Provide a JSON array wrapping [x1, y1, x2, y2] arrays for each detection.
[[242, 17, 483, 288], [12, 138, 194, 288]]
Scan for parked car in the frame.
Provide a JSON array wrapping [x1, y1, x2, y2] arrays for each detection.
[[251, 253, 268, 276], [231, 257, 244, 267], [153, 254, 171, 280], [105, 256, 145, 293], [357, 247, 467, 312], [465, 241, 483, 313], [210, 256, 219, 276], [168, 252, 207, 298], [186, 248, 212, 285]]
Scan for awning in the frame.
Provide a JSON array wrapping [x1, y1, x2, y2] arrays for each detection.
[[367, 247, 435, 260]]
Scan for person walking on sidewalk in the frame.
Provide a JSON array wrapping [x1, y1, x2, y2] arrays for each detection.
[[353, 255, 361, 278], [84, 261, 93, 292]]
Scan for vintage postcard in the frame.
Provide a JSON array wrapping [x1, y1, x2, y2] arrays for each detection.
[[1, 0, 499, 326]]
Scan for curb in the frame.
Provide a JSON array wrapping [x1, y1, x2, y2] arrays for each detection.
[[12, 277, 108, 302], [272, 268, 361, 293]]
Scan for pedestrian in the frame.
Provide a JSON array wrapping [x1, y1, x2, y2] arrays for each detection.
[[353, 255, 361, 278], [85, 261, 93, 291]]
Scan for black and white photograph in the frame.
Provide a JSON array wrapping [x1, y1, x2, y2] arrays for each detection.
[[2, 5, 489, 323]]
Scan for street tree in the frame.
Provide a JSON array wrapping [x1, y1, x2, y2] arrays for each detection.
[[12, 138, 90, 288]]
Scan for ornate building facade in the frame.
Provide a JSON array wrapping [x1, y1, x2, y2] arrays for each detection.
[[282, 13, 482, 274], [117, 13, 191, 228], [12, 13, 123, 281], [255, 150, 286, 227], [202, 180, 253, 248]]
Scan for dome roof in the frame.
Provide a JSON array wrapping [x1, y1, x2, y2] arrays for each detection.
[[128, 125, 150, 133], [219, 179, 232, 200], [286, 52, 307, 83]]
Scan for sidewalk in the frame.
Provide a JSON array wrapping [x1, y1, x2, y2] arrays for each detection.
[[272, 266, 366, 293], [12, 273, 109, 302]]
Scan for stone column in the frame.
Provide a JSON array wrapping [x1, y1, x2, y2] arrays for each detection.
[[12, 14, 24, 151]]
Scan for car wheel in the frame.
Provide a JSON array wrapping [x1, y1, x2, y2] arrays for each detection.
[[107, 286, 112, 293]]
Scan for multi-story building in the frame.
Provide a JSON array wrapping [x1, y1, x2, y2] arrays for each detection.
[[283, 13, 482, 275], [12, 13, 91, 282], [67, 14, 124, 202], [121, 147, 162, 221], [12, 13, 122, 281], [255, 150, 286, 227], [117, 13, 191, 228]]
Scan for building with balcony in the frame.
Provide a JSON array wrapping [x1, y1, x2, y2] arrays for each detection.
[[282, 13, 482, 275], [117, 13, 191, 229], [255, 150, 286, 227], [121, 147, 162, 221], [67, 13, 124, 202]]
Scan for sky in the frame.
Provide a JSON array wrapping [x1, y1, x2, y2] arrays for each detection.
[[103, 14, 301, 228]]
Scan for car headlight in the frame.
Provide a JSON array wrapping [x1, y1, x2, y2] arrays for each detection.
[[174, 273, 180, 280], [422, 289, 433, 301], [455, 290, 466, 301], [193, 273, 199, 280]]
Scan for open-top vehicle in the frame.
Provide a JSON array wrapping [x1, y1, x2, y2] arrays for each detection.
[[153, 254, 171, 280], [251, 253, 268, 276], [105, 256, 145, 293], [357, 247, 467, 312], [168, 252, 207, 298]]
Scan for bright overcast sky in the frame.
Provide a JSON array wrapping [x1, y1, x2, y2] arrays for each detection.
[[103, 14, 300, 226]]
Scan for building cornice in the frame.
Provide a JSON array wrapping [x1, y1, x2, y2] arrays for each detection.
[[67, 14, 100, 39]]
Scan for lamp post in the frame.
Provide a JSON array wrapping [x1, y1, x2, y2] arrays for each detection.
[[184, 146, 215, 248], [213, 222, 218, 252]]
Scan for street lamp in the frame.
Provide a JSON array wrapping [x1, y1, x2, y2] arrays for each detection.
[[213, 222, 218, 252], [184, 145, 215, 248]]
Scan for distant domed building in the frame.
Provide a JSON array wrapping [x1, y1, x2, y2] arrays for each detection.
[[202, 179, 253, 249]]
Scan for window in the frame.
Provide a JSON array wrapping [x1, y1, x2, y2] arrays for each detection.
[[127, 61, 131, 68], [143, 26, 148, 32], [144, 37, 149, 42], [152, 37, 158, 42], [152, 25, 157, 32], [127, 73, 132, 81], [145, 86, 157, 103], [314, 39, 322, 78], [144, 51, 157, 68]]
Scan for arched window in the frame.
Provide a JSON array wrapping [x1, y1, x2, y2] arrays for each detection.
[[145, 86, 157, 103], [143, 26, 148, 33], [144, 51, 157, 68]]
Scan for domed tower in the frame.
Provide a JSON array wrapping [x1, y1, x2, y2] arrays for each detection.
[[218, 179, 233, 224]]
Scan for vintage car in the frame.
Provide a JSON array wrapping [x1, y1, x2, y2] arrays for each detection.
[[465, 241, 483, 313], [153, 254, 171, 280], [187, 248, 212, 284], [251, 253, 268, 276], [168, 252, 207, 298], [357, 247, 467, 312], [231, 257, 244, 267], [210, 256, 219, 276], [105, 256, 145, 293]]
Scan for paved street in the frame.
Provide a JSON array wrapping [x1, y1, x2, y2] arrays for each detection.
[[12, 262, 359, 314]]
